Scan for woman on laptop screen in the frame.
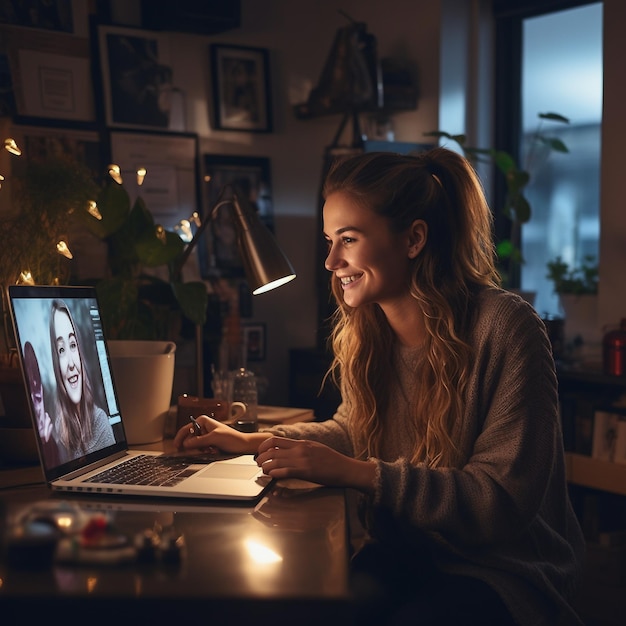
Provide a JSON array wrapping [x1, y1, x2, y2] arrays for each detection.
[[23, 340, 61, 468], [174, 149, 585, 626], [49, 298, 115, 463]]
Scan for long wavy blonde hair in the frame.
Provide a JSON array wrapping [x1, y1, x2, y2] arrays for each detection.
[[323, 148, 500, 468]]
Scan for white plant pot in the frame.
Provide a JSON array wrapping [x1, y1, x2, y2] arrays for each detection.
[[559, 293, 602, 346], [107, 340, 176, 445]]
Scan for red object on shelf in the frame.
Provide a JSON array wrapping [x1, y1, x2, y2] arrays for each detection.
[[603, 318, 626, 376]]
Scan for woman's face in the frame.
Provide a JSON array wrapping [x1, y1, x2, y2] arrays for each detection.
[[323, 191, 417, 310], [53, 309, 83, 406]]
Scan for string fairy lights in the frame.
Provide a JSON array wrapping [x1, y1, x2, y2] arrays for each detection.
[[2, 149, 205, 285]]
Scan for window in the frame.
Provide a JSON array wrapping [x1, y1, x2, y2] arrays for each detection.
[[494, 1, 603, 317]]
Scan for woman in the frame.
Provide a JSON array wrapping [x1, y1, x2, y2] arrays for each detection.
[[49, 299, 115, 463], [23, 340, 60, 468], [174, 148, 585, 625]]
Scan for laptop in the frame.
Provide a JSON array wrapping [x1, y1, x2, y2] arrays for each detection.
[[6, 284, 272, 502]]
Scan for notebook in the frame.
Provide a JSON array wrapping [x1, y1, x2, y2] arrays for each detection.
[[6, 284, 272, 502]]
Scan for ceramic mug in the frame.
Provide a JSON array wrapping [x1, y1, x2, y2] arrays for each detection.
[[176, 395, 246, 431]]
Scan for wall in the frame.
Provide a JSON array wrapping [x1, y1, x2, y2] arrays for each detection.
[[156, 0, 444, 404], [599, 0, 626, 332], [15, 0, 622, 405]]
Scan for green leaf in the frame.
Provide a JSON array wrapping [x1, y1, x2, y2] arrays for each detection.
[[511, 194, 531, 223], [172, 281, 208, 327], [538, 112, 570, 124], [135, 227, 185, 267], [538, 137, 569, 153], [492, 150, 517, 174], [424, 131, 467, 145], [86, 183, 132, 238], [496, 239, 514, 259]]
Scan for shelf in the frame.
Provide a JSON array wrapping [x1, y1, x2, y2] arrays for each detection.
[[566, 452, 626, 496]]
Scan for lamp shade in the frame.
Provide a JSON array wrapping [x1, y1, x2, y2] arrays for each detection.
[[231, 191, 296, 295]]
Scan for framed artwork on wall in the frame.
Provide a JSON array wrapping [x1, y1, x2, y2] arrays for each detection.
[[201, 154, 273, 279], [0, 26, 95, 123], [243, 323, 266, 361], [210, 44, 272, 133], [108, 129, 199, 232], [98, 25, 186, 132]]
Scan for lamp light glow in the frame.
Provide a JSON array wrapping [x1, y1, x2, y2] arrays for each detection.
[[136, 167, 146, 186]]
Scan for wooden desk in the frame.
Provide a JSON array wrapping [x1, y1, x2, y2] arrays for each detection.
[[0, 452, 353, 624]]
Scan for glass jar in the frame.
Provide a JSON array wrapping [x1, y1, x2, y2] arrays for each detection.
[[230, 368, 258, 432]]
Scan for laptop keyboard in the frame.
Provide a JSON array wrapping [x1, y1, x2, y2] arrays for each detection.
[[84, 454, 201, 487]]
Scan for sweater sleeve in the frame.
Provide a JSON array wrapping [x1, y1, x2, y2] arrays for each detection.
[[364, 292, 566, 548], [267, 401, 355, 457], [89, 406, 116, 453]]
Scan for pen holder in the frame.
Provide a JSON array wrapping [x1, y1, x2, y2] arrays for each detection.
[[176, 395, 246, 431]]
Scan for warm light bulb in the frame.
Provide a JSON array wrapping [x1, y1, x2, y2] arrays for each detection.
[[155, 225, 166, 243], [0, 174, 4, 189], [4, 138, 21, 156], [18, 271, 34, 285], [175, 219, 192, 242], [87, 200, 102, 220], [108, 164, 123, 185], [191, 211, 201, 227], [56, 240, 73, 259], [136, 167, 146, 186]]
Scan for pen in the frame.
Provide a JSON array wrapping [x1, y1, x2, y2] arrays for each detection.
[[189, 415, 202, 437]]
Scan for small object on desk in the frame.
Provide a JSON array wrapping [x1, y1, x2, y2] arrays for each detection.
[[160, 531, 186, 565], [257, 406, 315, 425], [135, 528, 159, 563], [5, 520, 60, 569]]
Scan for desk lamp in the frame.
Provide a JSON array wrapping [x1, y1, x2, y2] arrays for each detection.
[[177, 183, 296, 293], [176, 183, 296, 394]]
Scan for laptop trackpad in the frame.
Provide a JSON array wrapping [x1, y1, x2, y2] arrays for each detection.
[[199, 464, 261, 480]]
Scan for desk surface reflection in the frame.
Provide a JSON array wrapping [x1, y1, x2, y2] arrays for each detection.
[[0, 461, 353, 624]]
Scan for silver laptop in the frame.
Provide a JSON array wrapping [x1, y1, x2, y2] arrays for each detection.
[[7, 284, 271, 502]]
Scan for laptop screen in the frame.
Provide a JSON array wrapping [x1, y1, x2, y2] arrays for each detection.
[[8, 285, 128, 480]]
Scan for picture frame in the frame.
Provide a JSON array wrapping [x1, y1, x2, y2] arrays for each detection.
[[201, 154, 273, 278], [108, 129, 199, 227], [98, 25, 185, 132], [0, 25, 95, 123], [210, 44, 272, 132], [108, 129, 202, 284], [243, 323, 266, 361]]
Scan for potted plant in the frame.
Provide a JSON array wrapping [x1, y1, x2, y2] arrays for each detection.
[[79, 176, 209, 341], [0, 146, 211, 452], [0, 151, 102, 459], [546, 255, 598, 296], [546, 255, 599, 349], [425, 112, 570, 290]]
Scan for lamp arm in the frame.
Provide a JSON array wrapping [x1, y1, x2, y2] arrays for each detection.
[[174, 198, 232, 280]]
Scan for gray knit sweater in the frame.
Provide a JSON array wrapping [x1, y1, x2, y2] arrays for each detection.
[[271, 287, 585, 626]]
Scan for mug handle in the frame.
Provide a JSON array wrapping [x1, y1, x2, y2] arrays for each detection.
[[229, 401, 247, 421]]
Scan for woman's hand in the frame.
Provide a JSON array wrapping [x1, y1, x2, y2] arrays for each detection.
[[255, 436, 377, 493], [37, 410, 53, 443], [173, 414, 261, 455]]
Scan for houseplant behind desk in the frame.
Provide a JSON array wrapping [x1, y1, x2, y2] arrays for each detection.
[[546, 255, 600, 364]]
